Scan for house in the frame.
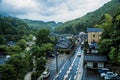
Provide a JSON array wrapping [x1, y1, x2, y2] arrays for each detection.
[[87, 28, 103, 53], [7, 41, 16, 46], [84, 54, 107, 69], [26, 41, 35, 47]]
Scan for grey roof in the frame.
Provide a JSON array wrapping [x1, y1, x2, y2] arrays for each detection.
[[84, 55, 107, 62], [7, 41, 16, 46], [87, 28, 103, 32], [55, 38, 72, 49]]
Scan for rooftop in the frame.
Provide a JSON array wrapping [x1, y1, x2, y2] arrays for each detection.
[[84, 54, 107, 62], [87, 28, 103, 32]]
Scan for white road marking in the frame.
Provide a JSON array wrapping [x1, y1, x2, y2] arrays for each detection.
[[69, 75, 72, 80], [74, 76, 76, 79]]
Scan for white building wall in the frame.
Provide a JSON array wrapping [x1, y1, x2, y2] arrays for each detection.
[[98, 62, 104, 68], [86, 62, 105, 69], [87, 62, 93, 68]]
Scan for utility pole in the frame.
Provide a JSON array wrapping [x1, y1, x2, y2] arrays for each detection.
[[56, 51, 58, 73]]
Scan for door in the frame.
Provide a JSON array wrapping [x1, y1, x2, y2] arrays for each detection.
[[93, 63, 98, 68]]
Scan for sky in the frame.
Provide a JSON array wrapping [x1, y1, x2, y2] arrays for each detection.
[[0, 0, 111, 22]]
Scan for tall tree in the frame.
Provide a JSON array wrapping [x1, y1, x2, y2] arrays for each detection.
[[0, 64, 16, 80], [6, 54, 29, 80], [36, 28, 50, 46], [17, 39, 27, 50]]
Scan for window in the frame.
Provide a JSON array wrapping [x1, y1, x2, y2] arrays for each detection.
[[93, 34, 95, 37]]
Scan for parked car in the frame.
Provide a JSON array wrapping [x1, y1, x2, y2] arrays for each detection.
[[42, 68, 50, 79], [111, 75, 120, 80], [98, 68, 110, 77], [104, 72, 118, 80]]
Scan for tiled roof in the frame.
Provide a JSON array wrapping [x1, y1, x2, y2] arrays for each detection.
[[84, 55, 107, 62], [87, 28, 103, 32]]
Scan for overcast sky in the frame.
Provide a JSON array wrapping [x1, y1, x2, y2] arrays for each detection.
[[0, 0, 111, 22]]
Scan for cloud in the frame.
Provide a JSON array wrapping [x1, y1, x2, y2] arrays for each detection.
[[0, 0, 111, 22]]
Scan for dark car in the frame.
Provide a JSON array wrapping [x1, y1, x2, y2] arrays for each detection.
[[98, 68, 110, 73]]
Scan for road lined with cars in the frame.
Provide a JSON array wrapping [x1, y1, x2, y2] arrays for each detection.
[[53, 46, 83, 80]]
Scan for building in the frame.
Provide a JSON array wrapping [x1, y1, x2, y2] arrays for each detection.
[[87, 28, 103, 44], [84, 28, 107, 69], [87, 28, 103, 53], [84, 54, 107, 69]]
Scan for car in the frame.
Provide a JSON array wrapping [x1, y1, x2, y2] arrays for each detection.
[[77, 54, 81, 57], [99, 68, 110, 77], [98, 68, 110, 73], [111, 75, 120, 80], [104, 72, 118, 80], [41, 69, 50, 78]]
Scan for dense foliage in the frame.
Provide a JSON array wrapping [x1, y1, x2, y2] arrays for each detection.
[[55, 0, 120, 34], [98, 13, 120, 65], [0, 16, 31, 43]]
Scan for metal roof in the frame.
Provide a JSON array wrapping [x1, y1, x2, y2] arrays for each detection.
[[87, 28, 103, 32], [84, 55, 107, 62]]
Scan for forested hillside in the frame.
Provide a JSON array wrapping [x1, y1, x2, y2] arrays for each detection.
[[23, 19, 62, 31], [55, 0, 120, 34], [0, 16, 31, 43]]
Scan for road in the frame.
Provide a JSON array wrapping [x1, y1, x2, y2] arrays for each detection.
[[54, 46, 83, 80], [46, 54, 69, 80]]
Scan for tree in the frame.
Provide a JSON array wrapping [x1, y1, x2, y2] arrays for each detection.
[[83, 41, 89, 53], [36, 28, 50, 46], [36, 57, 46, 75], [17, 39, 27, 50], [0, 35, 5, 44], [0, 45, 7, 55], [30, 46, 46, 57], [0, 64, 16, 80], [108, 47, 120, 65], [99, 39, 112, 55], [6, 45, 22, 55], [95, 14, 113, 39], [6, 54, 29, 80], [98, 13, 120, 65]]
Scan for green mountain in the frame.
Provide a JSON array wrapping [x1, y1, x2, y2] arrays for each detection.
[[23, 19, 62, 31], [55, 0, 120, 34], [0, 15, 31, 43]]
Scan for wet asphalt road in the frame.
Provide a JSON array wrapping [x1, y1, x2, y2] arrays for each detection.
[[54, 46, 82, 80]]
